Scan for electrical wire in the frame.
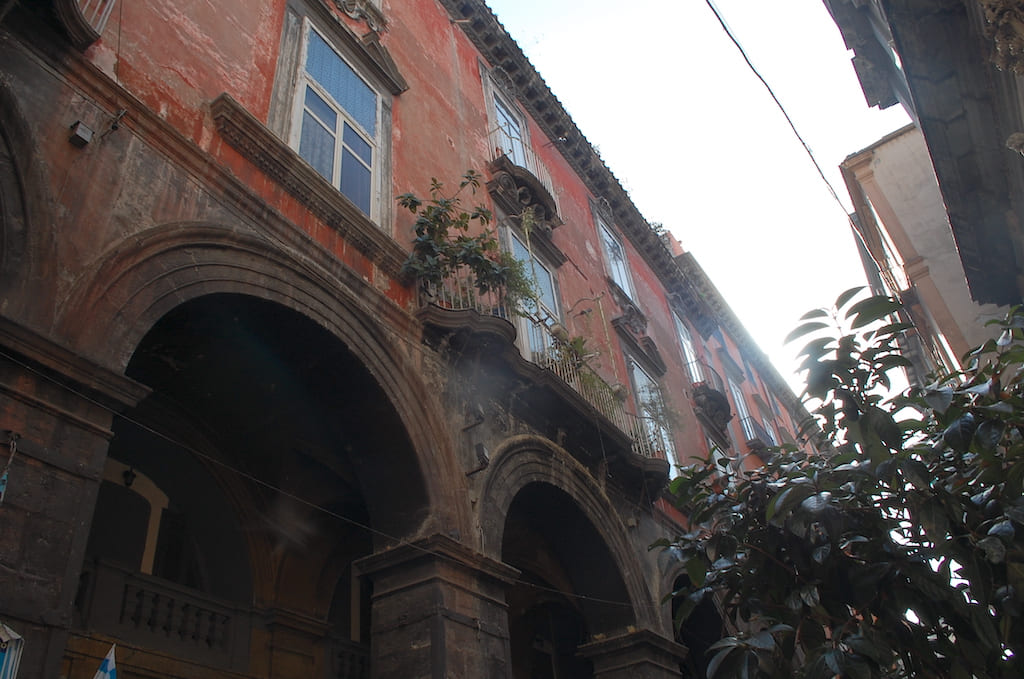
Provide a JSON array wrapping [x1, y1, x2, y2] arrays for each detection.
[[702, 0, 891, 279], [0, 346, 666, 614]]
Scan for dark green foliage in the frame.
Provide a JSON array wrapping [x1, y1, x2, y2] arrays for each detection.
[[399, 170, 529, 305], [658, 291, 1024, 678]]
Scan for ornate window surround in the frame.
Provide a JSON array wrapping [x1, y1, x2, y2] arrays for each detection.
[[266, 0, 407, 231]]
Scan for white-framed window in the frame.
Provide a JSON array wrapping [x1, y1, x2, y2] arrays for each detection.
[[728, 377, 754, 442], [629, 359, 678, 473], [292, 22, 380, 218], [506, 227, 560, 360], [492, 92, 529, 168], [674, 313, 705, 383], [597, 217, 634, 298], [761, 417, 779, 446]]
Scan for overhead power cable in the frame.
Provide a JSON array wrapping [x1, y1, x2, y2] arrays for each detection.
[[0, 347, 658, 613], [702, 0, 890, 280], [703, 0, 847, 210]]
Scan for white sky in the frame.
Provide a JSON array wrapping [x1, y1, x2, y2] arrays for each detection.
[[484, 0, 911, 391]]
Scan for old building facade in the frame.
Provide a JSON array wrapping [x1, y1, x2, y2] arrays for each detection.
[[841, 124, 1008, 381], [825, 0, 1024, 308], [0, 1, 811, 677]]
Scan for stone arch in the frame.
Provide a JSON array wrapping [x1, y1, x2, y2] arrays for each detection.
[[0, 77, 53, 301], [480, 434, 660, 629], [55, 222, 470, 542]]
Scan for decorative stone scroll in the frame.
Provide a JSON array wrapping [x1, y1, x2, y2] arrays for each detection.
[[607, 280, 647, 337], [487, 155, 563, 236], [336, 0, 387, 33], [979, 0, 1024, 73]]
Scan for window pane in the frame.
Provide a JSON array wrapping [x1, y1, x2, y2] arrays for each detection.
[[511, 233, 557, 315], [674, 315, 697, 364], [343, 122, 372, 165], [494, 95, 526, 167], [304, 86, 337, 129], [340, 148, 372, 215], [306, 29, 377, 137], [631, 361, 676, 465], [299, 110, 336, 181], [599, 222, 632, 295]]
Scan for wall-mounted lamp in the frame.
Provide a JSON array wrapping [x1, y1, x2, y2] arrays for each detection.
[[68, 121, 94, 148]]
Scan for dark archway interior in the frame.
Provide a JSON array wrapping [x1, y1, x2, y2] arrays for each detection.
[[672, 575, 724, 678], [82, 293, 428, 624], [502, 482, 635, 679]]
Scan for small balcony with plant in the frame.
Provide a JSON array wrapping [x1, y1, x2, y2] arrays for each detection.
[[401, 173, 669, 492]]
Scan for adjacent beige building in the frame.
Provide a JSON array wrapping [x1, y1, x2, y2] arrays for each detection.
[[841, 125, 1008, 378]]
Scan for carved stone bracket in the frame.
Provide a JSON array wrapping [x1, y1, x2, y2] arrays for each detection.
[[336, 0, 388, 33], [693, 383, 732, 443], [979, 0, 1024, 73], [487, 154, 566, 265], [607, 281, 647, 337], [487, 156, 562, 229], [612, 318, 666, 378]]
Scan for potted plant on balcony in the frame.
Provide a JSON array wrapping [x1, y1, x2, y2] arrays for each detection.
[[399, 171, 531, 316]]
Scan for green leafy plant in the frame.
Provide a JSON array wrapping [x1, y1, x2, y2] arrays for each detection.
[[657, 290, 1024, 679], [399, 170, 531, 310]]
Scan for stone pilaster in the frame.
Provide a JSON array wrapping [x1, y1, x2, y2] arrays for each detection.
[[0, 317, 148, 678], [355, 534, 519, 679]]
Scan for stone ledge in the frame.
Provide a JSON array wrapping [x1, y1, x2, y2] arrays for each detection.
[[0, 314, 149, 412], [211, 92, 408, 280]]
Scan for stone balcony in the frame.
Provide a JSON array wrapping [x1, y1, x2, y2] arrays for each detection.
[[686, 359, 733, 448], [417, 271, 669, 492]]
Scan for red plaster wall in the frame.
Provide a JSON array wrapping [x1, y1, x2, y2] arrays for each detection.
[[68, 0, 802, 466]]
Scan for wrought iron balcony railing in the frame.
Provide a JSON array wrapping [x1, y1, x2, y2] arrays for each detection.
[[685, 359, 725, 393], [54, 0, 116, 47], [421, 269, 512, 320], [421, 271, 656, 458], [740, 416, 777, 447]]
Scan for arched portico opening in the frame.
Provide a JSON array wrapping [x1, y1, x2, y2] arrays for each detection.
[[503, 482, 635, 679], [73, 293, 429, 677], [670, 573, 724, 679]]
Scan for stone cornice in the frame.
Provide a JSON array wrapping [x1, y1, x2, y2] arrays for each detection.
[[439, 1, 679, 289], [211, 93, 407, 278], [0, 314, 150, 411]]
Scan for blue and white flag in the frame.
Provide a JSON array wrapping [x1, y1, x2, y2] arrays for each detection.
[[0, 622, 25, 679], [93, 644, 116, 679]]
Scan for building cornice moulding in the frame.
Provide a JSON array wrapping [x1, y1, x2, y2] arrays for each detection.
[[438, 1, 676, 280]]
